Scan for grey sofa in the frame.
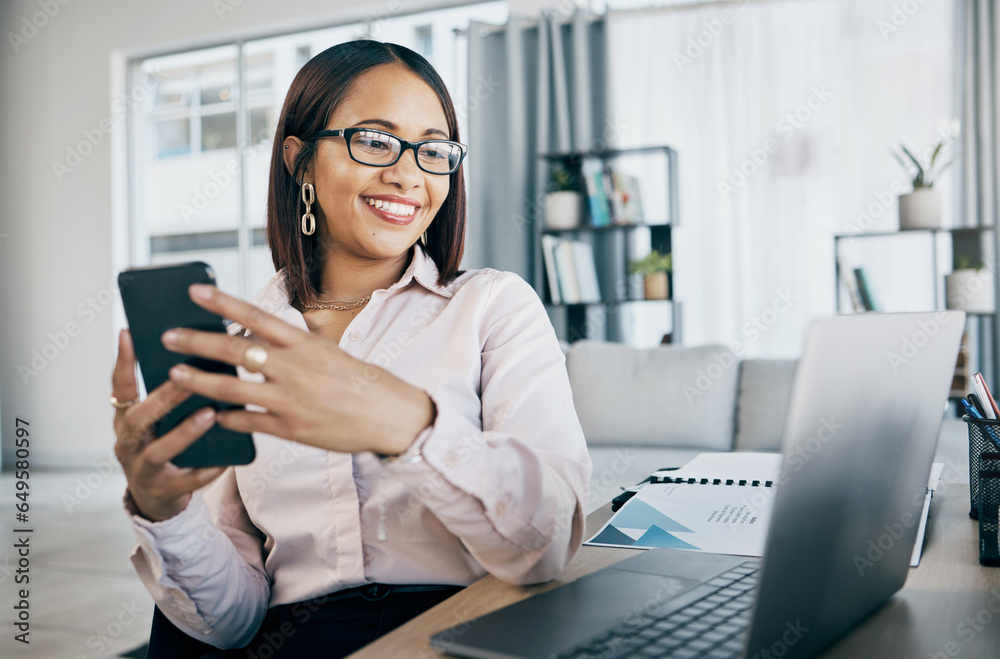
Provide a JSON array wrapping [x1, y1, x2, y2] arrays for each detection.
[[564, 341, 798, 513]]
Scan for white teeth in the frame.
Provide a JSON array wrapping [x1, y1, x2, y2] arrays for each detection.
[[364, 197, 415, 216]]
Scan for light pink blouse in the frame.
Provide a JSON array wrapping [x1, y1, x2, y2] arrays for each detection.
[[125, 244, 592, 649]]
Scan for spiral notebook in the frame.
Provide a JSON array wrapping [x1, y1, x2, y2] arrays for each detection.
[[585, 452, 783, 556]]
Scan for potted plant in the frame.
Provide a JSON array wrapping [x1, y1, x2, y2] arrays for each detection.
[[946, 256, 994, 313], [628, 250, 673, 300], [544, 168, 582, 230], [892, 140, 955, 230]]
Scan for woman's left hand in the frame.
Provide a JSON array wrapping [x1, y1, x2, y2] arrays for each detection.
[[161, 283, 435, 456]]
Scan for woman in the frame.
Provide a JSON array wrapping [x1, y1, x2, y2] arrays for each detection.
[[112, 40, 591, 658]]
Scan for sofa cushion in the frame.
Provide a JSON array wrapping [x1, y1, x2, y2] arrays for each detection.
[[734, 359, 798, 451], [566, 341, 738, 451]]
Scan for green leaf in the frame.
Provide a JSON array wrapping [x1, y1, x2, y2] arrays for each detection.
[[628, 250, 673, 276], [900, 145, 925, 187], [929, 141, 943, 168]]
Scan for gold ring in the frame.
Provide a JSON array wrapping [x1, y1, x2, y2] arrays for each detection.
[[242, 345, 269, 374], [110, 395, 137, 409]]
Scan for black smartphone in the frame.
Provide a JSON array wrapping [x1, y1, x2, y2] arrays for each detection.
[[118, 262, 255, 468]]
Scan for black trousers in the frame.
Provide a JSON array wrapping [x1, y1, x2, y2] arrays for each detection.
[[147, 583, 464, 659]]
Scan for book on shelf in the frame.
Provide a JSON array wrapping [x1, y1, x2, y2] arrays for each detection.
[[838, 261, 864, 312], [540, 236, 602, 305], [950, 331, 970, 398], [571, 241, 602, 303], [540, 235, 563, 305], [609, 169, 645, 225], [853, 267, 877, 311], [555, 240, 582, 303], [580, 158, 647, 227], [581, 158, 612, 227]]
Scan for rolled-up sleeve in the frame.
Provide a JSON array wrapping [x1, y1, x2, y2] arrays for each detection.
[[388, 272, 592, 584], [126, 468, 270, 649]]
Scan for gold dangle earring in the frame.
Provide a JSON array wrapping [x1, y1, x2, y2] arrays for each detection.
[[301, 182, 316, 236]]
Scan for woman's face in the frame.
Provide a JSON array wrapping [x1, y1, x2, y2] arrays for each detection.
[[307, 63, 452, 261]]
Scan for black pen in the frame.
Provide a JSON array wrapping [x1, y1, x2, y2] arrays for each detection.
[[968, 393, 988, 418]]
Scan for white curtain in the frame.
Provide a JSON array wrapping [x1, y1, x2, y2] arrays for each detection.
[[465, 10, 608, 279], [957, 0, 1000, 382], [606, 0, 957, 357]]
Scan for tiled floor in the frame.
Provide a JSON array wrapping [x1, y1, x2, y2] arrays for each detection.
[[0, 469, 152, 658]]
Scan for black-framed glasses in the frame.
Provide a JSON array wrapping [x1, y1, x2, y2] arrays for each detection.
[[308, 127, 467, 175]]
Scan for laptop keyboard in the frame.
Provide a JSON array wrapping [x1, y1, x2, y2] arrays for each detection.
[[557, 562, 759, 659]]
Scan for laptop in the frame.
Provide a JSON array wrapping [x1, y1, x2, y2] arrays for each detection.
[[431, 311, 965, 659]]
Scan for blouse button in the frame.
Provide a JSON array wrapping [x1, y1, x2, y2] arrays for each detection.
[[494, 501, 507, 517], [349, 330, 362, 341]]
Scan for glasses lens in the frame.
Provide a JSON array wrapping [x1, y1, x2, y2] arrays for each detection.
[[417, 142, 463, 174], [350, 130, 401, 166]]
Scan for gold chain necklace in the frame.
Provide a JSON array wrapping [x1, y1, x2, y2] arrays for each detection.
[[298, 294, 372, 311]]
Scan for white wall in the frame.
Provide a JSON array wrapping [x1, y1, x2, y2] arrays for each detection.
[[0, 0, 497, 468]]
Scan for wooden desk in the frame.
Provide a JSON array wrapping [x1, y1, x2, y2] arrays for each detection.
[[349, 424, 1000, 658]]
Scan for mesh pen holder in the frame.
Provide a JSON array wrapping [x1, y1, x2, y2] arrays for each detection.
[[963, 416, 1000, 519], [978, 452, 1000, 566]]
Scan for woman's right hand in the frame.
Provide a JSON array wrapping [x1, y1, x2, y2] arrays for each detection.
[[112, 329, 227, 522]]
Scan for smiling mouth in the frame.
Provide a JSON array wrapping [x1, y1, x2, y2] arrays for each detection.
[[362, 196, 417, 217]]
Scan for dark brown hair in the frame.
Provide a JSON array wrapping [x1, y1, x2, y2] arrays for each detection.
[[266, 40, 466, 302]]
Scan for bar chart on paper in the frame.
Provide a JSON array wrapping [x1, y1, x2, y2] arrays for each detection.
[[585, 453, 783, 556], [586, 484, 776, 556]]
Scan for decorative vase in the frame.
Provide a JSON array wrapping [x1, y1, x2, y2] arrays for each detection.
[[643, 271, 669, 300], [544, 191, 582, 230], [946, 269, 995, 313], [898, 188, 942, 230]]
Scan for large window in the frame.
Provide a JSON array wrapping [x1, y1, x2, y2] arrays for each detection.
[[128, 2, 507, 297]]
